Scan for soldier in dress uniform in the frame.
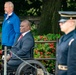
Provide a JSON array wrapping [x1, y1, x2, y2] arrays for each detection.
[[56, 11, 76, 75]]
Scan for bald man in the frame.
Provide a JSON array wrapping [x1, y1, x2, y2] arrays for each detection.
[[2, 1, 20, 51], [6, 20, 35, 68]]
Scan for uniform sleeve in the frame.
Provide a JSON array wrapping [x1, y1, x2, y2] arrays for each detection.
[[13, 17, 20, 43], [67, 39, 76, 75]]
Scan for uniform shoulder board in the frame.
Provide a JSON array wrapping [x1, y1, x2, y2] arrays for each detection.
[[69, 38, 74, 46]]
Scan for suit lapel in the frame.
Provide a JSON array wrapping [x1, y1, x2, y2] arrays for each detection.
[[13, 32, 31, 46], [13, 34, 21, 46]]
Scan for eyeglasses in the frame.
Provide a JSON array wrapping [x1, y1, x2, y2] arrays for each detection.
[[59, 21, 66, 24]]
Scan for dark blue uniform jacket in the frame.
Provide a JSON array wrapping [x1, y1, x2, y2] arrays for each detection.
[[56, 30, 76, 75]]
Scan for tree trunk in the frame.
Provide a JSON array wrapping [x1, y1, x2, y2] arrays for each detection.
[[37, 0, 62, 35]]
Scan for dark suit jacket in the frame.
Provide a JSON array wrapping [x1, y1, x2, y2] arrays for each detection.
[[7, 31, 35, 67]]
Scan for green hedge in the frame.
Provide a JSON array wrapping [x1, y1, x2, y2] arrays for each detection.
[[34, 33, 61, 73]]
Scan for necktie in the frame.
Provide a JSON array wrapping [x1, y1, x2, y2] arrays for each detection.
[[18, 34, 23, 41]]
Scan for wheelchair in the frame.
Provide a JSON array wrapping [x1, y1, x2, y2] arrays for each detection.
[[0, 47, 48, 75], [15, 60, 47, 75]]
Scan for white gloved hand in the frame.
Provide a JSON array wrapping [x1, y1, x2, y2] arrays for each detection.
[[2, 55, 5, 60], [2, 54, 11, 60]]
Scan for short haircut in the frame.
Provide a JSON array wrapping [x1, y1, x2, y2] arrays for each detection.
[[5, 1, 14, 9], [22, 20, 31, 27]]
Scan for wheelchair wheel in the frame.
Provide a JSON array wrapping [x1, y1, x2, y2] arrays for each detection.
[[15, 60, 47, 75]]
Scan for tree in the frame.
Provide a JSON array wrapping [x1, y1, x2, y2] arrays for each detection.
[[37, 0, 62, 35], [61, 0, 67, 11], [0, 0, 5, 16]]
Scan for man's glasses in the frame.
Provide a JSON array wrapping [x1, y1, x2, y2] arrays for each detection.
[[59, 21, 66, 24]]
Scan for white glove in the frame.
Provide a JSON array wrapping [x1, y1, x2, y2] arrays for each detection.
[[2, 55, 5, 60], [2, 54, 11, 60]]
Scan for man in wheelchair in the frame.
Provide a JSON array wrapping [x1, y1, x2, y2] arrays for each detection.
[[1, 19, 48, 75], [2, 20, 35, 72]]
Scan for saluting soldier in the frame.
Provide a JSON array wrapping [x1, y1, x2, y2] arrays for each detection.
[[56, 11, 76, 75]]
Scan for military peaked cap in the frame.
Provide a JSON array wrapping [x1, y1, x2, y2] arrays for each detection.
[[58, 11, 76, 22]]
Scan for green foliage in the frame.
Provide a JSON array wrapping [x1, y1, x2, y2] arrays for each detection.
[[34, 33, 61, 73], [31, 23, 38, 35], [0, 0, 76, 16], [34, 33, 61, 41]]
